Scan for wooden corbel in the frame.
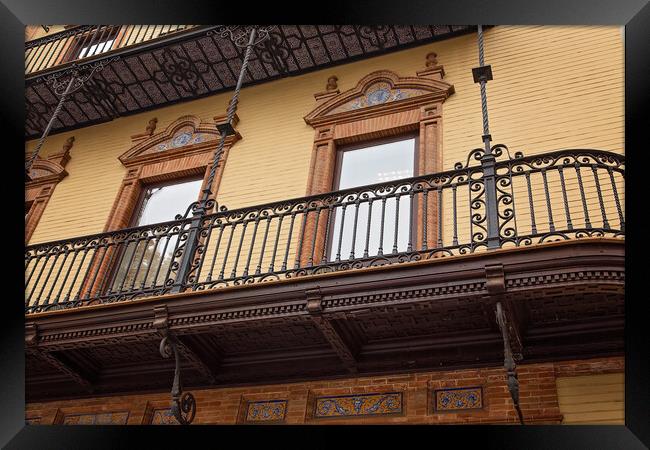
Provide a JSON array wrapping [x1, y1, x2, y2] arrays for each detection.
[[306, 288, 357, 373], [25, 322, 94, 393]]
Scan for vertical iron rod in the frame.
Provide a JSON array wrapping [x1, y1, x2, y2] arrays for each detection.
[[25, 75, 75, 174]]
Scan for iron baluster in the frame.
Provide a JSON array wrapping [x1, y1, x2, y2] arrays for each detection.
[[245, 217, 262, 276], [421, 189, 428, 250], [322, 205, 333, 263], [206, 221, 225, 282], [218, 224, 236, 280], [349, 200, 361, 259], [436, 187, 443, 248], [452, 184, 459, 246], [541, 169, 555, 232], [524, 172, 537, 235], [378, 197, 387, 255], [281, 213, 296, 272], [294, 210, 309, 269], [231, 220, 249, 278], [335, 204, 347, 262], [269, 215, 284, 273], [139, 236, 161, 290], [309, 207, 321, 266], [392, 194, 401, 254], [607, 167, 624, 231], [364, 199, 374, 257], [406, 191, 414, 253], [557, 165, 573, 231], [591, 165, 610, 229], [255, 217, 271, 275], [574, 162, 592, 228]]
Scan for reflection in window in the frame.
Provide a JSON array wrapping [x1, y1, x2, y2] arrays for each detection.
[[66, 26, 119, 62], [329, 137, 415, 261], [109, 178, 202, 293]]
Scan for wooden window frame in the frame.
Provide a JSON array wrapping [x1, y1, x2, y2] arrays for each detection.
[[301, 67, 454, 265], [102, 174, 205, 295], [81, 114, 241, 299], [325, 132, 420, 261]]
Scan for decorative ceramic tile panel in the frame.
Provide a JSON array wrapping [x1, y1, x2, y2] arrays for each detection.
[[151, 408, 178, 425], [155, 126, 207, 152], [433, 387, 483, 412], [314, 392, 403, 418], [245, 400, 288, 423], [329, 82, 426, 114], [62, 411, 129, 425]]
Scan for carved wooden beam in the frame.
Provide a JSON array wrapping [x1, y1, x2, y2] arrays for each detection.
[[306, 288, 357, 374], [25, 323, 93, 393], [154, 305, 217, 384], [484, 263, 524, 360]]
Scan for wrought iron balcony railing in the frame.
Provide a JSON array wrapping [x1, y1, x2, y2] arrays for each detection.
[[25, 147, 624, 314], [25, 25, 198, 75]]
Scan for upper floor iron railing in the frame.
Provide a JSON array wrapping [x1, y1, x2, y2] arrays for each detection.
[[25, 147, 624, 314], [25, 25, 197, 75]]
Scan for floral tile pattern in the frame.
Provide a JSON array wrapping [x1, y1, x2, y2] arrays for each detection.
[[330, 82, 426, 114], [62, 411, 129, 425], [314, 392, 403, 418], [156, 126, 206, 152], [151, 408, 178, 425], [245, 400, 288, 423], [433, 387, 483, 412]]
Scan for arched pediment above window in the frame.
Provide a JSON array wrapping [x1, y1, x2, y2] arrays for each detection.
[[119, 114, 240, 167], [27, 158, 68, 182], [304, 70, 454, 126]]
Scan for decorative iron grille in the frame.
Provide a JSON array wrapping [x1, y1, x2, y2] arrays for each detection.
[[25, 147, 624, 314]]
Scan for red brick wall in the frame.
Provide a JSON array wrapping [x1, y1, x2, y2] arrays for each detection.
[[26, 356, 623, 425]]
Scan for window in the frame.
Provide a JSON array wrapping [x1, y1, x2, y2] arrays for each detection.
[[65, 26, 119, 61], [25, 201, 34, 219], [328, 135, 417, 261], [108, 177, 203, 293]]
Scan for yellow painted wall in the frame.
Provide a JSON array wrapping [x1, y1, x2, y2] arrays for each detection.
[[557, 373, 624, 424], [26, 26, 624, 246]]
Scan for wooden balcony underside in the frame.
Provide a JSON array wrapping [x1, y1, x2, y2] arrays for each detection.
[[25, 238, 624, 402]]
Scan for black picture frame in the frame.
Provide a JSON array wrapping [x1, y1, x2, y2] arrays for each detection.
[[3, 1, 648, 448]]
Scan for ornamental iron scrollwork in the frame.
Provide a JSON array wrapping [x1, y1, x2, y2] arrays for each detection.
[[211, 25, 278, 48], [25, 148, 624, 314], [159, 335, 196, 425], [44, 57, 121, 96]]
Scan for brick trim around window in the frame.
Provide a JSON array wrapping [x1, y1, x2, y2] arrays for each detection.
[[25, 137, 74, 243], [80, 114, 241, 299], [300, 62, 454, 264]]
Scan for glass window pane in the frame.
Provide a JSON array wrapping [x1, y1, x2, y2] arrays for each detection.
[[109, 178, 202, 293], [330, 138, 415, 261], [135, 179, 203, 226]]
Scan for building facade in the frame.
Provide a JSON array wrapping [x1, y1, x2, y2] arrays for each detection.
[[24, 25, 624, 425]]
